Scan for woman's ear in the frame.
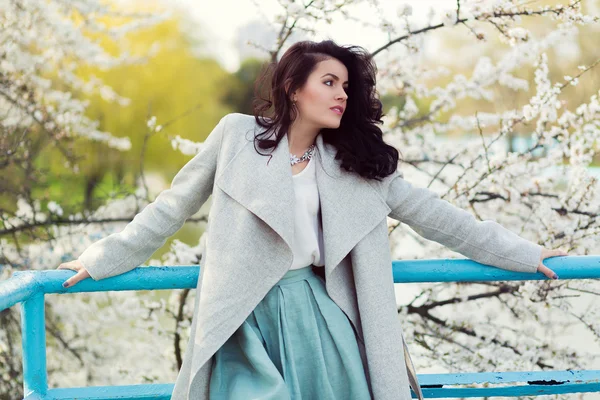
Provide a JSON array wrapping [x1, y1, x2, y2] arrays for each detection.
[[284, 79, 295, 101]]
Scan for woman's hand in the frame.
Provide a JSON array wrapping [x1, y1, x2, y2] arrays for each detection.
[[537, 248, 568, 279], [57, 260, 91, 288]]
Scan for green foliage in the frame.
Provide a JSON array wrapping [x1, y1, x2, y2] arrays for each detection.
[[221, 58, 267, 114], [76, 16, 232, 180], [24, 12, 242, 219], [4, 10, 245, 252]]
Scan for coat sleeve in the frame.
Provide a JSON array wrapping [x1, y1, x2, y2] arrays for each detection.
[[78, 113, 230, 281], [384, 169, 543, 273]]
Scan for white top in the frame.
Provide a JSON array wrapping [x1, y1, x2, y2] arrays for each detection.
[[289, 155, 325, 270]]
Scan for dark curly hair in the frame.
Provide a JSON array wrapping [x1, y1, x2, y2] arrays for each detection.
[[251, 39, 401, 181]]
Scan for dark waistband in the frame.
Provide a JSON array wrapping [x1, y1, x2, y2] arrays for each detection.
[[276, 264, 322, 285]]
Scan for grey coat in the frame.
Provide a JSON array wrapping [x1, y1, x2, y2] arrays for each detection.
[[79, 112, 543, 400]]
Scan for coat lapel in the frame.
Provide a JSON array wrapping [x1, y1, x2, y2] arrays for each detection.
[[216, 123, 391, 280], [216, 127, 296, 254], [313, 133, 392, 279]]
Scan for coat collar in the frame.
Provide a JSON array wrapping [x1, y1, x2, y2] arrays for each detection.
[[215, 122, 391, 278]]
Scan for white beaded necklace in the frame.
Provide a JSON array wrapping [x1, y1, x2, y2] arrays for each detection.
[[290, 144, 316, 166]]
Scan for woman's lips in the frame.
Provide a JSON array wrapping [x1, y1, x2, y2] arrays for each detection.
[[330, 108, 343, 115]]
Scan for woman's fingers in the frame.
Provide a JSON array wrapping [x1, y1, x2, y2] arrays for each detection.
[[57, 260, 90, 288], [537, 263, 558, 280], [547, 248, 569, 258], [537, 248, 568, 280]]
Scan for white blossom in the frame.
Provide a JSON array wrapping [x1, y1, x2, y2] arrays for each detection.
[[2, 0, 600, 393]]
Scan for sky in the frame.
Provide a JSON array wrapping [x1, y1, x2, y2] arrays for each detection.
[[171, 0, 450, 72]]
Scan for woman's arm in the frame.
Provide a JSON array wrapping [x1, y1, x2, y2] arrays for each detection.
[[383, 169, 544, 274], [77, 113, 230, 281]]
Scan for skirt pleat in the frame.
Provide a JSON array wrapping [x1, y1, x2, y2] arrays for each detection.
[[209, 265, 371, 400]]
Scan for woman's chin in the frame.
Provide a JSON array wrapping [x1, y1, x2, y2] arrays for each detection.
[[326, 119, 342, 129]]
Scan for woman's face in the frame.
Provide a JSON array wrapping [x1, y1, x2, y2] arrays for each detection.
[[291, 58, 349, 129]]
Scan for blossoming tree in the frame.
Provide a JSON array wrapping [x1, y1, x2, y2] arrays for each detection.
[[1, 0, 598, 398]]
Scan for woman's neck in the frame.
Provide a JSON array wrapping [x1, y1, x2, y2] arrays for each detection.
[[287, 119, 319, 155]]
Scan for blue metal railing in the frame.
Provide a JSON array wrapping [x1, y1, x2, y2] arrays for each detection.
[[0, 255, 599, 399]]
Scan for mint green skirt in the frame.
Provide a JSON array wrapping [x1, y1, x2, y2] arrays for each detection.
[[209, 265, 372, 399]]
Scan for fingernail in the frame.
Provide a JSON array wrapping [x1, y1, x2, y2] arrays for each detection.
[[62, 282, 69, 288], [552, 273, 558, 280]]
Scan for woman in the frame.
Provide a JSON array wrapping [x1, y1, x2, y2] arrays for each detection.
[[57, 40, 565, 400]]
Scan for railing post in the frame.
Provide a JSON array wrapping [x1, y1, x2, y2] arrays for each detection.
[[21, 292, 47, 398]]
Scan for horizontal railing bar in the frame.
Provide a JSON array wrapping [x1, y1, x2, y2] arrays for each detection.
[[1, 256, 598, 311], [420, 382, 600, 398], [2, 266, 199, 300], [27, 370, 600, 399], [393, 255, 599, 283], [42, 383, 173, 399], [417, 369, 600, 385]]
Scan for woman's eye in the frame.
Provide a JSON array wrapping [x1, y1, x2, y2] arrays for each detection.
[[324, 80, 349, 92]]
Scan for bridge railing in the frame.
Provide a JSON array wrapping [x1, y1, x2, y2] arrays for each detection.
[[0, 255, 598, 399]]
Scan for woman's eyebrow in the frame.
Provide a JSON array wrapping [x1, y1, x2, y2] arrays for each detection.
[[321, 73, 349, 84]]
